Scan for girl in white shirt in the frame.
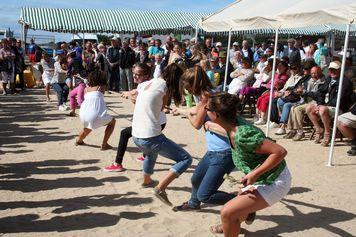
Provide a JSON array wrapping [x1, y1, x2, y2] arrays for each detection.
[[132, 63, 192, 206]]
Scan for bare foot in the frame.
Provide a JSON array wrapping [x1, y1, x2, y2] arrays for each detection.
[[101, 144, 113, 151]]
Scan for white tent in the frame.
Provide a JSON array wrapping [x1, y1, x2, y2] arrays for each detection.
[[200, 0, 355, 166]]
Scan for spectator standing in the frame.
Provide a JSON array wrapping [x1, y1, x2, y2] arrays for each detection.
[[119, 40, 136, 91], [148, 39, 164, 60], [0, 39, 16, 94], [135, 43, 150, 64], [107, 37, 121, 92]]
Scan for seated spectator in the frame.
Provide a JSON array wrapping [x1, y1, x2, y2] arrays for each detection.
[[284, 66, 325, 141], [338, 100, 356, 156], [53, 57, 70, 111], [240, 58, 273, 99], [275, 63, 309, 135], [255, 61, 289, 125], [227, 58, 254, 95], [230, 51, 243, 70], [255, 54, 268, 73], [306, 61, 353, 146]]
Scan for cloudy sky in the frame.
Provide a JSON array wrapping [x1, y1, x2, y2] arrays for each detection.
[[1, 0, 234, 41]]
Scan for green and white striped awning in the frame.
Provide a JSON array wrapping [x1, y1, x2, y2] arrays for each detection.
[[19, 7, 355, 37], [19, 7, 209, 34]]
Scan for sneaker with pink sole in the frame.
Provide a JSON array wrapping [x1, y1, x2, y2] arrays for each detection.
[[136, 156, 145, 162], [104, 164, 125, 172]]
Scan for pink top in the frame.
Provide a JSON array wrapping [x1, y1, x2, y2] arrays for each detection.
[[264, 72, 288, 90]]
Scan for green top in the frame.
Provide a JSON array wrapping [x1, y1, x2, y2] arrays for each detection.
[[230, 117, 286, 185]]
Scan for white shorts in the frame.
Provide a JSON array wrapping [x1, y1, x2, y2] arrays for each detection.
[[1, 71, 14, 83], [242, 167, 291, 206]]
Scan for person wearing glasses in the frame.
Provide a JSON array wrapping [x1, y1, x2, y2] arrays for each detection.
[[104, 63, 167, 172], [205, 93, 291, 236], [132, 63, 192, 206]]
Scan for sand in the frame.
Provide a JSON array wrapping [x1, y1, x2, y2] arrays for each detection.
[[0, 88, 355, 237]]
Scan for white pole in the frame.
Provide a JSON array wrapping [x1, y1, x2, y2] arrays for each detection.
[[327, 22, 352, 167], [266, 28, 279, 136], [223, 28, 232, 92], [195, 22, 199, 44]]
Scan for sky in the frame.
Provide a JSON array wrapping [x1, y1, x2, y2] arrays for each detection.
[[0, 0, 234, 42]]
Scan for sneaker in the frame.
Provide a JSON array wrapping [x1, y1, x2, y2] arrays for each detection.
[[58, 105, 66, 111], [275, 128, 286, 135], [172, 202, 200, 212], [292, 132, 305, 141], [136, 156, 145, 162], [254, 118, 266, 125], [104, 164, 125, 172], [283, 130, 297, 139], [269, 122, 279, 128], [152, 187, 173, 206], [62, 104, 70, 111]]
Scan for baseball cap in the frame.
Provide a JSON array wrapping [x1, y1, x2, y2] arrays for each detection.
[[328, 61, 341, 70], [216, 42, 222, 47], [232, 42, 239, 46]]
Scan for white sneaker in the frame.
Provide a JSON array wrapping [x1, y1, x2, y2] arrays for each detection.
[[275, 128, 286, 135], [58, 105, 66, 111], [267, 122, 279, 128], [62, 104, 70, 111], [254, 118, 266, 125]]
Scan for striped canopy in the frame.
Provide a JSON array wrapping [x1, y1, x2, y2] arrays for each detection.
[[20, 7, 355, 37], [19, 7, 209, 34]]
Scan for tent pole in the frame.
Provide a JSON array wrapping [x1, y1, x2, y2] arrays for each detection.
[[266, 28, 279, 136], [194, 19, 200, 44], [223, 28, 232, 92], [327, 22, 352, 167]]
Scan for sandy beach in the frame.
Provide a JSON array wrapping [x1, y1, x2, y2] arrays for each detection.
[[0, 88, 355, 237]]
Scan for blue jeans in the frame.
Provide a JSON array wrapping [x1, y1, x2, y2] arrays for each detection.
[[277, 98, 294, 124], [52, 83, 69, 106], [133, 134, 192, 176], [188, 150, 236, 208]]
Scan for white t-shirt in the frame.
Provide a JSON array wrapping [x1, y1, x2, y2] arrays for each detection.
[[136, 80, 167, 125], [132, 78, 167, 138]]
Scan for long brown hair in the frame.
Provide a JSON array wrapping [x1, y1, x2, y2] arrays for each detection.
[[180, 65, 213, 96], [162, 63, 183, 105], [209, 93, 240, 124]]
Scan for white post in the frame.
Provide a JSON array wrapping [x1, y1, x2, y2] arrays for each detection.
[[223, 28, 232, 92], [327, 22, 352, 167], [266, 28, 279, 136], [195, 21, 199, 44]]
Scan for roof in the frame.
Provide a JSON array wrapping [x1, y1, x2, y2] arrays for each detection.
[[19, 7, 209, 34]]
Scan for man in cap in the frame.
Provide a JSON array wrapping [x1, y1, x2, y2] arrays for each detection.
[[229, 41, 240, 62], [107, 37, 121, 92], [306, 61, 353, 146], [284, 38, 301, 66]]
